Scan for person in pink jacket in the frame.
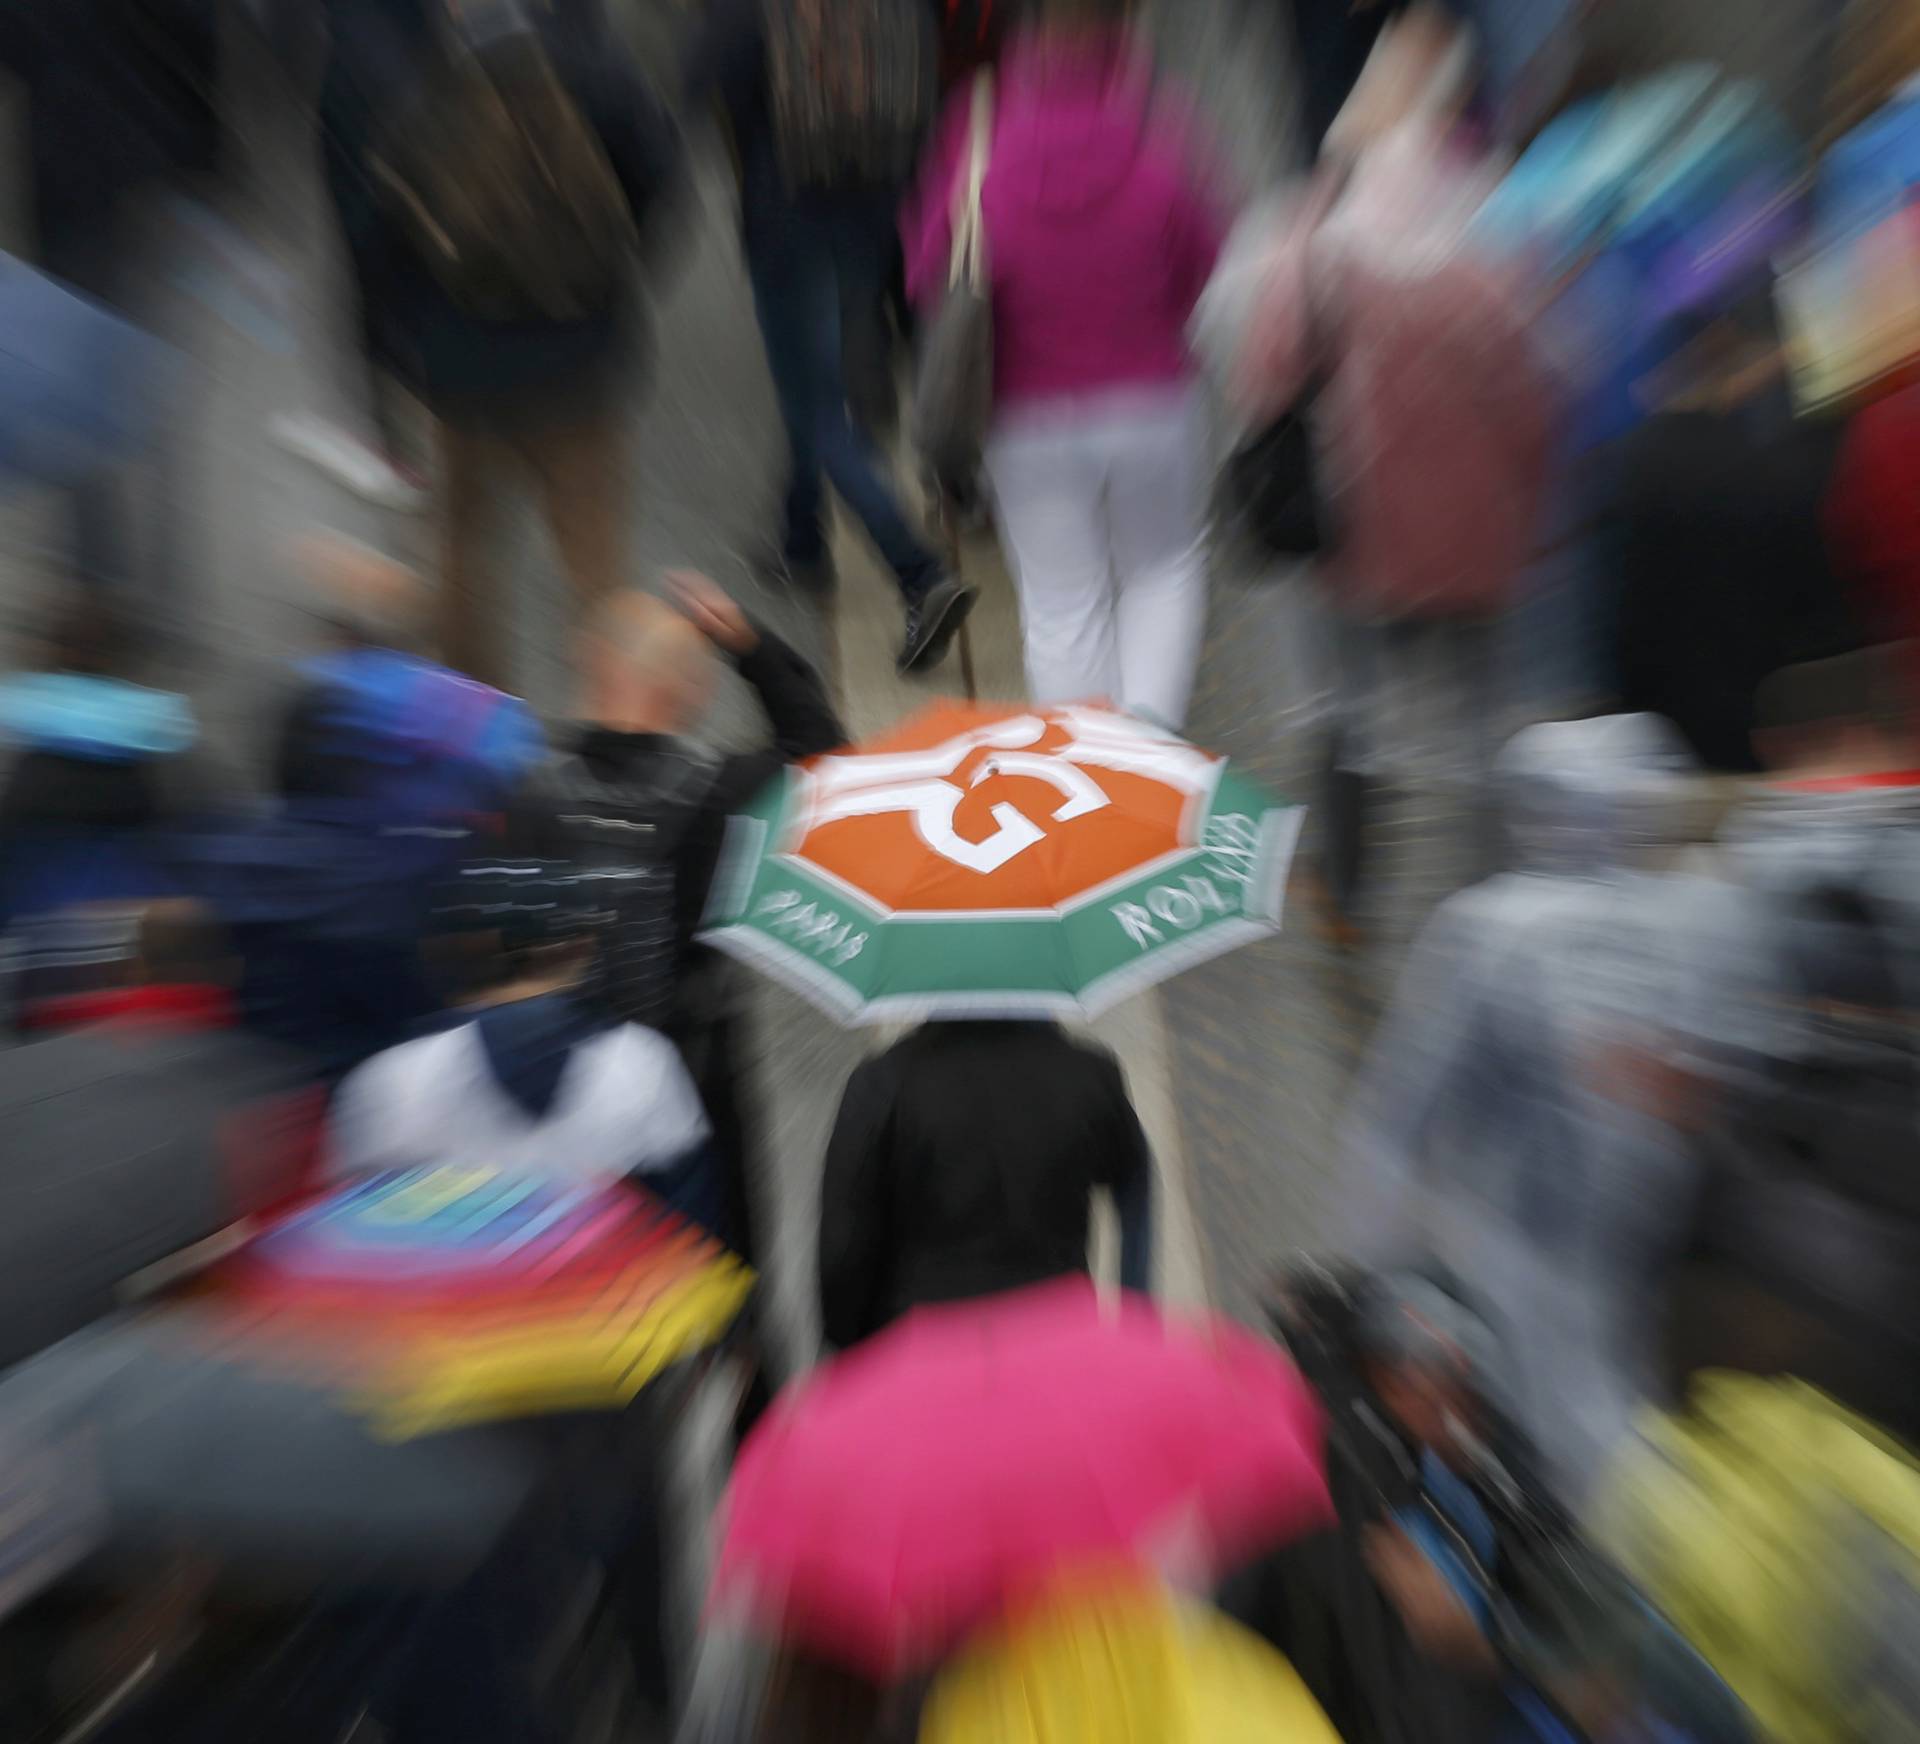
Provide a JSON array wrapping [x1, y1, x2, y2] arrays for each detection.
[[903, 0, 1228, 727], [1235, 4, 1558, 935]]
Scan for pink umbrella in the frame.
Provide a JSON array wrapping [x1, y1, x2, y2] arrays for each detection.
[[711, 1280, 1331, 1680]]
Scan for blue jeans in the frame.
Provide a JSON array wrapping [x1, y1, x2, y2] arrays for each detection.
[[743, 181, 939, 601]]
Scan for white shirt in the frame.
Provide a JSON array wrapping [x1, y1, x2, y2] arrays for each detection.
[[327, 1020, 710, 1187]]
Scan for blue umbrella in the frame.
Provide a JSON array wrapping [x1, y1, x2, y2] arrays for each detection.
[[0, 253, 180, 495]]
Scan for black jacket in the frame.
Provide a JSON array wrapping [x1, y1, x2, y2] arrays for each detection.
[[818, 1021, 1152, 1351], [507, 628, 839, 1266], [508, 626, 844, 1018]]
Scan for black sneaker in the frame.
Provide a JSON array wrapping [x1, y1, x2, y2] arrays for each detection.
[[899, 576, 978, 674]]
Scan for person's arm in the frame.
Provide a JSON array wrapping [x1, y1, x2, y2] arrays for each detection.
[[583, 55, 690, 271], [659, 576, 844, 946], [1114, 1129, 1154, 1296], [1094, 1056, 1155, 1296], [1364, 1524, 1500, 1677], [726, 629, 847, 771], [616, 1028, 731, 1234], [1173, 178, 1233, 328], [1148, 92, 1235, 324], [818, 1057, 895, 1351], [668, 573, 846, 819], [1234, 210, 1317, 425]]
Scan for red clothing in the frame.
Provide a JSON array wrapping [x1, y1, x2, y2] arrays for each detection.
[[20, 982, 235, 1036], [1778, 771, 1920, 792], [1829, 381, 1920, 697]]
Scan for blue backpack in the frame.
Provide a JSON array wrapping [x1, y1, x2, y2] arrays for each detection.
[[205, 650, 543, 1074], [285, 647, 542, 823]]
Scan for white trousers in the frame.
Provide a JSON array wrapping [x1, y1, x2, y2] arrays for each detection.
[[985, 391, 1209, 728]]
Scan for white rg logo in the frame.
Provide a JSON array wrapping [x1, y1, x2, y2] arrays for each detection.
[[799, 709, 1220, 874]]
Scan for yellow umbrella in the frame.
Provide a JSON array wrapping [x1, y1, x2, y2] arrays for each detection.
[[920, 1578, 1341, 1744]]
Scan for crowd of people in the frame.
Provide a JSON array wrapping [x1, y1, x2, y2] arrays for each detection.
[[1, 0, 1919, 1738]]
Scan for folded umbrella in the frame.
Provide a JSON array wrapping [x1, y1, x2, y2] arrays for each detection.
[[712, 1280, 1331, 1681], [702, 701, 1303, 1025]]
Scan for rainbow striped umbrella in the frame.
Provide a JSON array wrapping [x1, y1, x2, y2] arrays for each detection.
[[188, 1165, 753, 1438]]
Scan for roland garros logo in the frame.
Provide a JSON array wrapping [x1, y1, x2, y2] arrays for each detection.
[[755, 708, 1265, 961]]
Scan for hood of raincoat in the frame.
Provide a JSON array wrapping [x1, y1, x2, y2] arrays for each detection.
[[994, 34, 1155, 223], [904, 26, 1223, 409], [1496, 713, 1701, 876]]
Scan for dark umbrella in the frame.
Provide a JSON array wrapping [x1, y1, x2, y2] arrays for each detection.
[[0, 1310, 536, 1589], [0, 252, 179, 494]]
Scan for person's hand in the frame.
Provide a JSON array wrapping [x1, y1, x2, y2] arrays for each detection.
[[1364, 1524, 1497, 1673], [666, 570, 757, 655]]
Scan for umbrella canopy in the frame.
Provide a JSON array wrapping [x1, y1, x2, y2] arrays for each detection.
[[0, 1310, 535, 1587], [183, 1164, 753, 1437], [711, 1280, 1330, 1680], [919, 1578, 1341, 1744], [701, 701, 1303, 1024]]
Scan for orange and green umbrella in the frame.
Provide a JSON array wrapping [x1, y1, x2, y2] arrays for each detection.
[[702, 702, 1304, 1024]]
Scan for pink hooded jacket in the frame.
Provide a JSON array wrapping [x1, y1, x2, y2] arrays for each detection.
[[903, 32, 1227, 412]]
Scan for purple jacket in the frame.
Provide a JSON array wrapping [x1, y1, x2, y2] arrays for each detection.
[[904, 33, 1227, 411]]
